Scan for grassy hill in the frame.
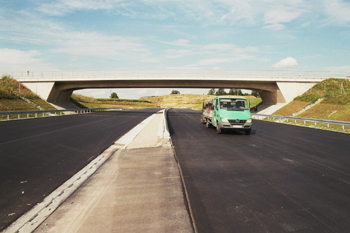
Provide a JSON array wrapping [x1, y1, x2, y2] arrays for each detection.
[[70, 94, 157, 109], [141, 94, 262, 110], [274, 78, 350, 121], [0, 76, 56, 112]]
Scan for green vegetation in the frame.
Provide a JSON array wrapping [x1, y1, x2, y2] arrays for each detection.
[[71, 94, 157, 109], [0, 75, 56, 112], [273, 78, 350, 122], [141, 94, 262, 110], [295, 78, 350, 104], [96, 98, 152, 103], [110, 92, 119, 98]]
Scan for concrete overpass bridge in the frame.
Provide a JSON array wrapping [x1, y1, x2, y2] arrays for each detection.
[[12, 70, 348, 108]]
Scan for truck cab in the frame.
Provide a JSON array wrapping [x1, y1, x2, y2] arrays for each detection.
[[211, 96, 252, 135]]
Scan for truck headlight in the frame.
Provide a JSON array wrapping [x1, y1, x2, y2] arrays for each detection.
[[220, 117, 229, 123], [246, 119, 252, 123]]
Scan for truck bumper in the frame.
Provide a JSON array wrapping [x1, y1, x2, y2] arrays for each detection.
[[218, 122, 252, 130]]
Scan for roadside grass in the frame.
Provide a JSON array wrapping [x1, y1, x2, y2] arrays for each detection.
[[70, 94, 157, 109], [273, 78, 350, 122], [294, 78, 350, 104], [298, 103, 350, 122], [273, 100, 311, 116], [141, 94, 262, 110], [0, 98, 38, 112], [0, 75, 56, 111]]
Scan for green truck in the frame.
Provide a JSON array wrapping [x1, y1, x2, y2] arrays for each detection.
[[201, 96, 253, 135]]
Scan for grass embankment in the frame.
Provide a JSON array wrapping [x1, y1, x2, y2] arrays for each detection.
[[70, 94, 157, 109], [274, 79, 350, 122], [141, 94, 262, 110], [271, 78, 350, 133], [71, 93, 261, 110], [0, 76, 56, 112]]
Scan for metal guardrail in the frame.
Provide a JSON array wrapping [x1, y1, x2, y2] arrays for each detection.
[[0, 108, 122, 121], [11, 70, 350, 80], [252, 113, 350, 133]]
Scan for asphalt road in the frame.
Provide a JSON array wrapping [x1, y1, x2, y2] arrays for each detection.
[[168, 108, 350, 233], [0, 109, 157, 231]]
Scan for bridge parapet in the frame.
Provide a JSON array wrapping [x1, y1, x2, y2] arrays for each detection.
[[12, 70, 348, 82]]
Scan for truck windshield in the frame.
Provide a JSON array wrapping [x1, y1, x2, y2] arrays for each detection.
[[219, 98, 248, 110]]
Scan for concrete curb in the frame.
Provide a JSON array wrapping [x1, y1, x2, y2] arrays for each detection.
[[157, 108, 171, 141], [3, 113, 156, 233]]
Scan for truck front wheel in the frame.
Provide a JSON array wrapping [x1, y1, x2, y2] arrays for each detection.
[[206, 119, 211, 128], [216, 123, 222, 134]]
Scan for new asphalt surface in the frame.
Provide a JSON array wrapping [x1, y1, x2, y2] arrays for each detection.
[[0, 109, 157, 231], [2, 107, 350, 233], [168, 108, 350, 233]]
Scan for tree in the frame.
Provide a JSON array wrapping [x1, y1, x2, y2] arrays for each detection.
[[110, 92, 119, 99], [171, 90, 180, 94], [251, 90, 260, 97], [228, 88, 236, 95], [215, 88, 226, 96], [208, 88, 215, 95]]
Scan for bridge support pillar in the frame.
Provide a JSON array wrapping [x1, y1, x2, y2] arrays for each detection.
[[22, 82, 55, 101], [259, 82, 317, 105], [276, 82, 318, 103], [21, 82, 73, 104], [259, 90, 285, 105]]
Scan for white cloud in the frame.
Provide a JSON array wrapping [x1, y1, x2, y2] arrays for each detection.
[[272, 57, 298, 68], [0, 10, 156, 64], [263, 6, 303, 30], [37, 0, 119, 16], [163, 40, 261, 67], [0, 49, 55, 75], [322, 0, 350, 26], [52, 32, 149, 60], [33, 0, 350, 29]]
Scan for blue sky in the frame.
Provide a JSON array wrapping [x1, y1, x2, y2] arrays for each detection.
[[1, 0, 350, 98]]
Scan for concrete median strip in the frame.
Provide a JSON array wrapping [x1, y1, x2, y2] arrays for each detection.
[[4, 110, 179, 233]]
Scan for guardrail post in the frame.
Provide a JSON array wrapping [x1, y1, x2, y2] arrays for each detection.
[[27, 113, 29, 118], [35, 113, 37, 118], [343, 125, 345, 132], [315, 122, 317, 128], [7, 115, 9, 121], [18, 114, 20, 120]]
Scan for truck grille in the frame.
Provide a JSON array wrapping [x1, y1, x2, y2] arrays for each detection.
[[228, 119, 247, 125]]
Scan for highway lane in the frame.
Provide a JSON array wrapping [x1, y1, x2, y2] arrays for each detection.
[[168, 108, 350, 233], [0, 109, 157, 231]]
